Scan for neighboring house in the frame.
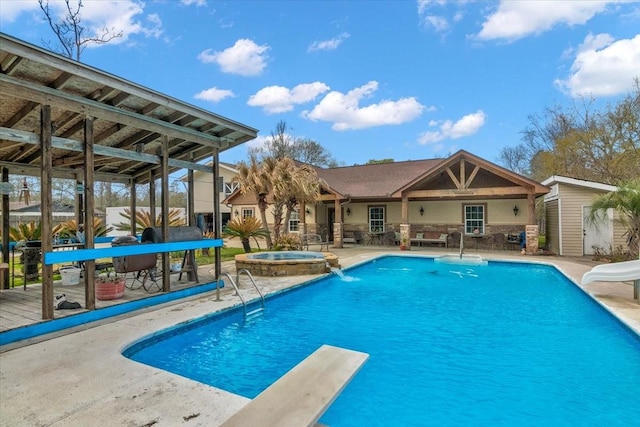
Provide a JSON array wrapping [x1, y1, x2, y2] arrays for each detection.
[[541, 176, 625, 257], [190, 161, 239, 232], [224, 150, 550, 251], [8, 201, 102, 230]]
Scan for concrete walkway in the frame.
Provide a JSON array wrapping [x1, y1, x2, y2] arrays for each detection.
[[1, 248, 638, 426]]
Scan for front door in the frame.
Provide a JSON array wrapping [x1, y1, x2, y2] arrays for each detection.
[[583, 206, 613, 255]]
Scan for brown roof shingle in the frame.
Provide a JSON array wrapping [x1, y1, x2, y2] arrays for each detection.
[[315, 159, 443, 198]]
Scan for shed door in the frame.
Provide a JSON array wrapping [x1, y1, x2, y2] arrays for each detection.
[[583, 206, 613, 255]]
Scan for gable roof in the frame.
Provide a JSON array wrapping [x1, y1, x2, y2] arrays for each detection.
[[394, 150, 549, 197], [225, 150, 549, 204]]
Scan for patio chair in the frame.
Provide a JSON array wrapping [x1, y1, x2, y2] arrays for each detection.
[[449, 231, 461, 248], [381, 231, 397, 246], [491, 233, 505, 250]]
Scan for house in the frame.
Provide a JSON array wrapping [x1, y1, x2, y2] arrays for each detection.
[[190, 161, 240, 232], [225, 150, 550, 252], [541, 175, 625, 257]]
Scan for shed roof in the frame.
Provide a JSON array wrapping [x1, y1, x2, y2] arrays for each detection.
[[541, 175, 617, 192], [0, 33, 257, 184]]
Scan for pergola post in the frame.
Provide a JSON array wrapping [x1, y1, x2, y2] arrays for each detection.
[[83, 116, 96, 309], [41, 105, 54, 319], [1, 167, 9, 289], [149, 170, 156, 227], [213, 150, 221, 301], [160, 136, 170, 292], [129, 179, 137, 236]]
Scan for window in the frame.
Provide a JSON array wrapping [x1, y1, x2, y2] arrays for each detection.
[[288, 210, 300, 233], [369, 206, 385, 232], [241, 208, 254, 219], [224, 181, 239, 196], [464, 204, 485, 234]]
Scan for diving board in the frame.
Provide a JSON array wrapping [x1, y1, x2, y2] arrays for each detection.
[[220, 344, 369, 427], [582, 259, 640, 303]]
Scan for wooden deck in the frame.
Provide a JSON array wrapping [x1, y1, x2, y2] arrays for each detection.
[[0, 271, 211, 333]]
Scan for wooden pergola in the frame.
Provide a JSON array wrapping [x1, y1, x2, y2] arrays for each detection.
[[0, 33, 257, 319]]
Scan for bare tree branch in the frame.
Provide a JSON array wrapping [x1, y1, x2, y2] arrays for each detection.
[[39, 0, 123, 61]]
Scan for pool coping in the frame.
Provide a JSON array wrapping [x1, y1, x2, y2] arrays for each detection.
[[0, 249, 638, 426]]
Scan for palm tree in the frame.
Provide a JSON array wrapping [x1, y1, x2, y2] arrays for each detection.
[[9, 221, 42, 241], [271, 158, 323, 238], [223, 216, 271, 253], [588, 179, 640, 259], [113, 208, 186, 232], [235, 155, 276, 248], [53, 218, 113, 240]]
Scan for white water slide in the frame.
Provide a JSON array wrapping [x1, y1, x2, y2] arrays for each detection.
[[582, 259, 640, 304]]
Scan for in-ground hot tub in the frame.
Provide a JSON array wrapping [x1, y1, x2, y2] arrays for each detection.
[[235, 251, 339, 276]]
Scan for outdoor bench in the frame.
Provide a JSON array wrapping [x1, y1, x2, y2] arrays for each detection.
[[410, 232, 448, 248], [301, 234, 329, 251]]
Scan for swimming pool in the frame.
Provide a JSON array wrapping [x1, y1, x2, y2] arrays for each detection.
[[125, 256, 640, 426]]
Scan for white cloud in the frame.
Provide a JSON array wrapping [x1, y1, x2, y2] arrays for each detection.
[[476, 1, 611, 42], [302, 81, 425, 131], [248, 82, 330, 114], [555, 33, 640, 97], [198, 39, 269, 76], [0, 1, 40, 24], [194, 87, 235, 103], [2, 1, 161, 45], [181, 0, 207, 6], [417, 0, 458, 33], [308, 32, 350, 52], [418, 110, 486, 144]]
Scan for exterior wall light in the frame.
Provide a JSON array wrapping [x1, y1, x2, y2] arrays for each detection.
[[513, 205, 519, 216], [346, 207, 351, 216], [234, 209, 239, 216], [305, 207, 311, 216], [419, 206, 424, 216]]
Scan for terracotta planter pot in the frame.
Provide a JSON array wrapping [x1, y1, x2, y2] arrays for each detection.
[[400, 244, 410, 251], [96, 279, 125, 300]]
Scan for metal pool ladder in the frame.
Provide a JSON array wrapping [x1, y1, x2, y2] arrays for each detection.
[[220, 269, 265, 319]]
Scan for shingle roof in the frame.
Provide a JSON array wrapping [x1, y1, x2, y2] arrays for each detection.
[[314, 159, 443, 198]]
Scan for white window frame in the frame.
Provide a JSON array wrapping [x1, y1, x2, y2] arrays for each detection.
[[241, 208, 254, 219], [369, 206, 385, 232], [224, 181, 239, 196], [288, 210, 300, 233], [464, 204, 486, 235]]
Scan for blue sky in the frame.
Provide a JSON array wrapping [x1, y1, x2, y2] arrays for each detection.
[[2, 0, 639, 167]]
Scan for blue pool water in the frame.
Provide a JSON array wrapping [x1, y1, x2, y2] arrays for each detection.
[[125, 256, 640, 426]]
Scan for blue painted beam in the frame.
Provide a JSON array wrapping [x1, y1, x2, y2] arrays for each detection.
[[43, 238, 223, 265]]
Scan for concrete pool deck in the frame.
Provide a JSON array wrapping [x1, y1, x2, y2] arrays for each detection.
[[1, 248, 639, 426]]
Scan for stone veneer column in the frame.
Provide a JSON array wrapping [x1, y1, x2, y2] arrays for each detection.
[[400, 223, 410, 245], [333, 222, 343, 248], [525, 225, 539, 254]]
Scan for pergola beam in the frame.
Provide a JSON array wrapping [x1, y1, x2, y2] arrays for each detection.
[[0, 74, 227, 149], [0, 127, 214, 174]]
